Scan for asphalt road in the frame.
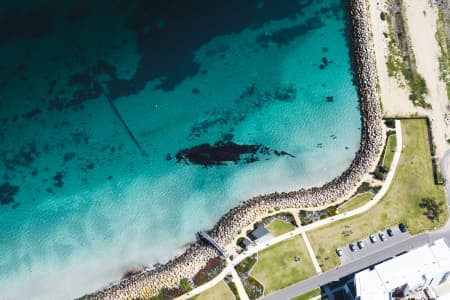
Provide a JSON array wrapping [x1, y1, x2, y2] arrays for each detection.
[[262, 234, 432, 300], [340, 226, 410, 264]]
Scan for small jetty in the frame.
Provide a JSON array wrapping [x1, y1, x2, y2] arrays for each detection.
[[197, 231, 227, 258], [106, 98, 147, 156]]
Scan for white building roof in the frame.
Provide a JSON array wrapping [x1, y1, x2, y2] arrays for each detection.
[[355, 239, 450, 299]]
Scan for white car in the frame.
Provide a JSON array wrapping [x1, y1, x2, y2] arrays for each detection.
[[357, 240, 365, 249], [336, 248, 343, 256], [369, 234, 377, 243]]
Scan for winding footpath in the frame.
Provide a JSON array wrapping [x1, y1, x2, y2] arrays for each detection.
[[178, 120, 403, 300]]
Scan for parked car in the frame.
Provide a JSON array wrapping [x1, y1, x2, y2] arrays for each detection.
[[387, 228, 394, 237], [336, 248, 343, 256], [349, 243, 356, 252], [379, 232, 386, 241], [357, 240, 365, 249], [369, 234, 377, 243], [399, 223, 408, 233]]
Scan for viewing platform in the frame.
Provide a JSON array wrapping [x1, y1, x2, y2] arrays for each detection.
[[197, 231, 227, 258]]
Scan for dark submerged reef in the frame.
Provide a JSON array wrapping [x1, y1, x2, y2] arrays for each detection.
[[175, 141, 295, 167]]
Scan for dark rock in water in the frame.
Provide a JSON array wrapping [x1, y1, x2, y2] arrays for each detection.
[[322, 56, 328, 65], [319, 64, 325, 69], [122, 267, 144, 279], [327, 96, 334, 102], [222, 133, 234, 142], [0, 5, 54, 44], [175, 141, 262, 167], [0, 182, 19, 205], [53, 171, 65, 188], [274, 85, 296, 101], [192, 88, 200, 94], [63, 152, 76, 163], [3, 141, 39, 170], [107, 176, 113, 180], [255, 16, 323, 47], [280, 151, 296, 158], [274, 150, 296, 158], [45, 187, 55, 194], [22, 108, 42, 120], [239, 83, 257, 99], [166, 153, 172, 161]]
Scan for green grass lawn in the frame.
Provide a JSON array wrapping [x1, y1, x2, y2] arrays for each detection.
[[308, 119, 447, 271], [337, 192, 374, 214], [194, 280, 235, 300], [382, 134, 397, 170], [250, 236, 316, 294], [266, 219, 295, 237], [290, 288, 321, 300]]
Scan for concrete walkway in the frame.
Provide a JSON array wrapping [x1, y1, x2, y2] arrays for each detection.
[[301, 231, 322, 274], [178, 120, 403, 300]]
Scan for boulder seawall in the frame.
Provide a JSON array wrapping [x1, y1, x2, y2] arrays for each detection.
[[79, 0, 382, 298]]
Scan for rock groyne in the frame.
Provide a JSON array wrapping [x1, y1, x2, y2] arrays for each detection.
[[80, 0, 382, 298]]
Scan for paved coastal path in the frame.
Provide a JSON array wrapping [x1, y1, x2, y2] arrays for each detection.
[[178, 120, 403, 300]]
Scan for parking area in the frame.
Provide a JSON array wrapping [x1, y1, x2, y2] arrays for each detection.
[[339, 225, 410, 264]]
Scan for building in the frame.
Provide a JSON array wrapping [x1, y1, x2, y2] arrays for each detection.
[[239, 237, 252, 249], [248, 225, 269, 241], [355, 239, 450, 299]]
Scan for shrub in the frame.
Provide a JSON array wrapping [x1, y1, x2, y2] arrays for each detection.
[[374, 168, 386, 180], [384, 119, 395, 128], [237, 237, 246, 247], [235, 257, 257, 274], [356, 182, 371, 193], [227, 282, 241, 300], [420, 197, 444, 221], [179, 278, 192, 293]]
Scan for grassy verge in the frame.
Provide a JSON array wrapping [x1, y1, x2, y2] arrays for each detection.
[[193, 281, 235, 300], [383, 2, 429, 107], [382, 133, 397, 171], [337, 192, 374, 214], [266, 219, 295, 237], [250, 236, 316, 294], [291, 288, 321, 300], [235, 257, 257, 274], [436, 9, 450, 101], [308, 119, 447, 271]]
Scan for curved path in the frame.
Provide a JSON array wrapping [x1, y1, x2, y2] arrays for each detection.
[[178, 120, 403, 300]]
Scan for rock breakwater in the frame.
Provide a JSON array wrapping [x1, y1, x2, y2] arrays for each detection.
[[79, 0, 382, 298]]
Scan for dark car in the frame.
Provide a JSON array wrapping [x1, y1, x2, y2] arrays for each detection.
[[387, 228, 394, 236], [399, 223, 408, 233], [349, 243, 356, 252], [379, 232, 386, 241]]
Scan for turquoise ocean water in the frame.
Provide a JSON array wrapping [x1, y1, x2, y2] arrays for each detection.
[[0, 1, 361, 299]]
